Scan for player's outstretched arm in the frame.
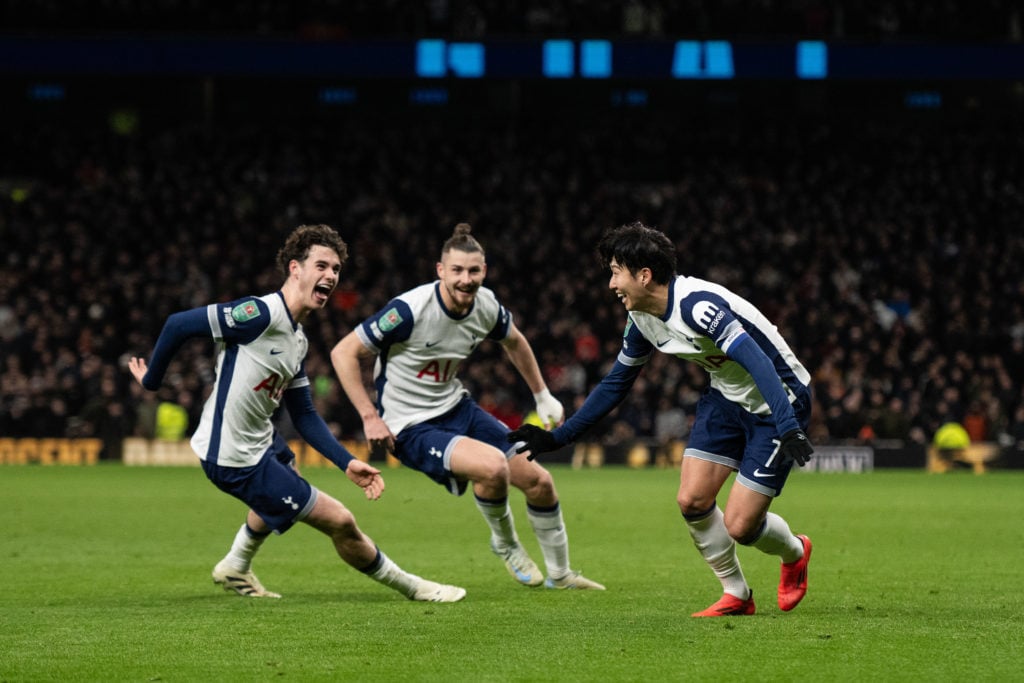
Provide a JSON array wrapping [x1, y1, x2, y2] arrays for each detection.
[[507, 424, 565, 461], [500, 324, 564, 428], [345, 459, 385, 501]]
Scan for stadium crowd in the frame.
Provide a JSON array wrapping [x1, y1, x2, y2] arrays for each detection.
[[2, 101, 1023, 459], [0, 0, 1020, 41]]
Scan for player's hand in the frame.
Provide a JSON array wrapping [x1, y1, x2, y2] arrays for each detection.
[[779, 429, 814, 467], [532, 388, 565, 429], [507, 424, 564, 461], [127, 357, 149, 386], [362, 415, 395, 459], [345, 459, 385, 500]]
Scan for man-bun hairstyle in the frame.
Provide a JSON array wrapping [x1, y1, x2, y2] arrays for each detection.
[[441, 222, 485, 258]]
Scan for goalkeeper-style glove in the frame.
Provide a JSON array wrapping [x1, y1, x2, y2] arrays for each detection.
[[507, 424, 564, 461], [779, 428, 814, 466]]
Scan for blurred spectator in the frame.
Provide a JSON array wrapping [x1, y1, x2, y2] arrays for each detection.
[[131, 383, 160, 440], [872, 396, 912, 441], [154, 392, 190, 442], [1008, 404, 1024, 449], [653, 396, 689, 465], [1, 87, 1023, 455], [76, 375, 134, 459], [962, 400, 989, 442], [931, 420, 972, 470]]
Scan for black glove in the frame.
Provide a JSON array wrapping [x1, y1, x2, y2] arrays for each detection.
[[507, 424, 564, 461], [779, 428, 814, 467]]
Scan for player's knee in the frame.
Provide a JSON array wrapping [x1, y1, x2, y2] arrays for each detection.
[[677, 490, 715, 517], [329, 509, 360, 540], [724, 515, 763, 545], [316, 497, 360, 538], [515, 465, 555, 500], [476, 455, 510, 489]]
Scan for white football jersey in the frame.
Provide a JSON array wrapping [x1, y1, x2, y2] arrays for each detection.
[[191, 292, 310, 467], [356, 282, 510, 435], [622, 275, 810, 415]]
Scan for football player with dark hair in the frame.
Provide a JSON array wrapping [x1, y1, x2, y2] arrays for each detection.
[[129, 224, 464, 603], [511, 221, 814, 616]]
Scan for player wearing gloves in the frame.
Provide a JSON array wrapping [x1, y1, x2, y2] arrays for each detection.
[[332, 223, 603, 590], [129, 224, 465, 603], [510, 221, 814, 615]]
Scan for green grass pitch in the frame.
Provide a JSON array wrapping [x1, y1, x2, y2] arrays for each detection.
[[1, 464, 1022, 681]]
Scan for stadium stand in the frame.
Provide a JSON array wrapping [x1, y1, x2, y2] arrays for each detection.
[[2, 5, 1023, 467], [3, 106, 1022, 457], [0, 0, 1019, 41]]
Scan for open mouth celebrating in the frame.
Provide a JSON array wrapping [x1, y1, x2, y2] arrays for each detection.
[[313, 283, 333, 304]]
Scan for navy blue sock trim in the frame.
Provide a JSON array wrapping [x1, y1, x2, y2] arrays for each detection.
[[527, 501, 560, 514], [357, 547, 383, 575], [737, 519, 768, 546], [474, 494, 509, 507], [245, 523, 271, 539], [682, 501, 718, 522]]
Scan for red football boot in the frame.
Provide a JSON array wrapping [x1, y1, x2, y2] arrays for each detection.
[[778, 534, 812, 611], [691, 592, 756, 617]]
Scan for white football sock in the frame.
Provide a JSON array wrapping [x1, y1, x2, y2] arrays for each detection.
[[475, 495, 520, 549], [362, 549, 420, 598], [527, 503, 569, 579], [749, 512, 804, 563], [223, 523, 268, 572], [684, 506, 749, 600]]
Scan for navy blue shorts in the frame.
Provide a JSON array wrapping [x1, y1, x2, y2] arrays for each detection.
[[684, 388, 811, 497], [200, 434, 317, 533], [395, 395, 515, 496]]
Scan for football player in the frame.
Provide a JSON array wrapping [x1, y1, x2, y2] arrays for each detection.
[[129, 224, 464, 602], [510, 221, 814, 616]]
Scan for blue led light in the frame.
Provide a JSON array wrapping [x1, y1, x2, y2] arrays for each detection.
[[409, 87, 449, 105], [543, 40, 574, 78], [796, 41, 828, 79], [416, 39, 446, 77], [580, 40, 611, 79], [28, 83, 66, 101], [672, 41, 701, 78], [318, 87, 357, 104], [448, 43, 484, 78], [704, 41, 734, 79]]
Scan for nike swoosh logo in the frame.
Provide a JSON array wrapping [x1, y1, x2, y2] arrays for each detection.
[[270, 349, 283, 355], [656, 339, 670, 347], [752, 469, 774, 478], [425, 341, 441, 347]]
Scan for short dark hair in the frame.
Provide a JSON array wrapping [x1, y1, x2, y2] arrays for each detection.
[[277, 224, 348, 277], [597, 221, 677, 284], [441, 222, 484, 260]]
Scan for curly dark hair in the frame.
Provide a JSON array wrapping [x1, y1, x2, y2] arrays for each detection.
[[597, 221, 677, 284], [276, 224, 349, 277]]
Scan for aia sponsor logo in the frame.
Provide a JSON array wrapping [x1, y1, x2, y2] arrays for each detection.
[[253, 373, 286, 401]]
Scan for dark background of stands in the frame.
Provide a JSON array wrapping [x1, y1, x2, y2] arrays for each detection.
[[2, 2, 1024, 468], [0, 1, 1019, 40]]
